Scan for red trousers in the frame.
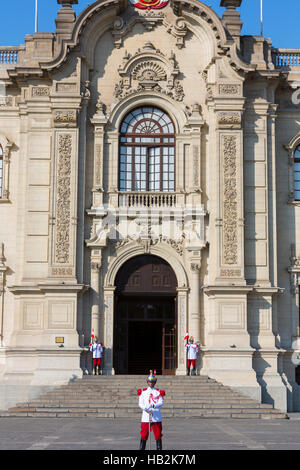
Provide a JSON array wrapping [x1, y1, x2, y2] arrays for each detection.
[[187, 359, 196, 369], [93, 358, 101, 366], [140, 422, 163, 441]]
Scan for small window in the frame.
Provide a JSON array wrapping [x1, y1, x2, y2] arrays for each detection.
[[294, 146, 300, 201], [0, 145, 3, 198]]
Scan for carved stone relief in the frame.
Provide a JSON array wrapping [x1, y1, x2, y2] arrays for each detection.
[[289, 245, 300, 294], [114, 43, 184, 102], [217, 112, 242, 128], [115, 234, 185, 256], [54, 134, 72, 265], [32, 87, 50, 97], [219, 84, 241, 95], [222, 135, 238, 266], [53, 110, 77, 128]]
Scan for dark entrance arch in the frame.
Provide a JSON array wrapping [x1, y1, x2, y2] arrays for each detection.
[[114, 255, 178, 375]]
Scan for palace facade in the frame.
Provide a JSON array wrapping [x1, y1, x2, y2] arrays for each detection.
[[0, 0, 300, 412]]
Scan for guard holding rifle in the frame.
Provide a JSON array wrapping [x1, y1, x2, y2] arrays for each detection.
[[137, 370, 165, 450]]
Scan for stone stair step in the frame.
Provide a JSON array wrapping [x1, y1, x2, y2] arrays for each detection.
[[6, 375, 288, 419]]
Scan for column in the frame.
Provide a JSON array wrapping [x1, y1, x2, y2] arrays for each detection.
[[189, 262, 201, 343]]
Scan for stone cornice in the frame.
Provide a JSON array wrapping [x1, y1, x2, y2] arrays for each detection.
[[8, 283, 89, 295]]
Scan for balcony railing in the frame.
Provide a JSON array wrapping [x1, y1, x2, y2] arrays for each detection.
[[272, 48, 300, 68], [0, 47, 19, 65], [118, 192, 178, 208]]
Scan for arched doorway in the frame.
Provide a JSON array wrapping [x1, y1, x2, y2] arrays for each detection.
[[114, 254, 178, 375]]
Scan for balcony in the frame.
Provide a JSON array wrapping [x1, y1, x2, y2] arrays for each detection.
[[118, 191, 179, 208]]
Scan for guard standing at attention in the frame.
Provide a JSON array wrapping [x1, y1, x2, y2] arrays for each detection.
[[185, 336, 199, 376], [137, 370, 165, 450], [90, 336, 103, 375]]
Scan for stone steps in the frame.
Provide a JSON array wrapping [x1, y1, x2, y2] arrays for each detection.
[[3, 375, 288, 419]]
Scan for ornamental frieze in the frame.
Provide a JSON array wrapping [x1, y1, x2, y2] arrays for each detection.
[[32, 87, 50, 97], [54, 134, 72, 265], [219, 84, 241, 95], [53, 110, 77, 128], [217, 112, 242, 129], [222, 135, 238, 266]]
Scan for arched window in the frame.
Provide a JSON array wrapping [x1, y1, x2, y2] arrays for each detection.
[[119, 106, 175, 192], [295, 146, 300, 201], [0, 145, 3, 198]]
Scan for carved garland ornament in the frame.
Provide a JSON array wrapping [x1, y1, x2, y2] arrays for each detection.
[[222, 135, 238, 265], [55, 134, 72, 265]]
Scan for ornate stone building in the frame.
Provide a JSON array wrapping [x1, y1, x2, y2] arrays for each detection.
[[0, 0, 300, 412]]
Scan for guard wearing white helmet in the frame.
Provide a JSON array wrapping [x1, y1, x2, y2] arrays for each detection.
[[137, 370, 166, 450], [89, 336, 103, 375], [185, 336, 199, 376]]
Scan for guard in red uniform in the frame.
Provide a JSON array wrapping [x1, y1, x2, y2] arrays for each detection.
[[137, 370, 165, 450], [185, 336, 199, 376], [89, 336, 103, 375]]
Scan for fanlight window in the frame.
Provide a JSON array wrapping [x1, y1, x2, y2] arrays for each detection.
[[0, 145, 3, 198], [295, 146, 300, 201], [119, 106, 175, 192]]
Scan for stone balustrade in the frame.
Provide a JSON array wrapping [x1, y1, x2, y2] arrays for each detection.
[[118, 191, 178, 208], [272, 48, 300, 68], [0, 47, 19, 65]]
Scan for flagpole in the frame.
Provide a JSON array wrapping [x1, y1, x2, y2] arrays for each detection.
[[35, 0, 38, 33], [260, 0, 263, 37]]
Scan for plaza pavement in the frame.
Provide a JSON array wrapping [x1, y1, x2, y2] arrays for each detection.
[[0, 415, 300, 451]]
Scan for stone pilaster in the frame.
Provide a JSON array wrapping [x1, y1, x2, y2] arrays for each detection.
[[103, 287, 115, 375], [176, 287, 189, 375], [0, 243, 7, 346]]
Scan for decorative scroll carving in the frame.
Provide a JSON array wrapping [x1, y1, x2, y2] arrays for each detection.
[[219, 84, 240, 95], [53, 110, 77, 127], [115, 234, 185, 255], [111, 10, 165, 48], [32, 87, 50, 97], [167, 17, 188, 49], [222, 135, 238, 265], [55, 134, 72, 265], [217, 112, 242, 128]]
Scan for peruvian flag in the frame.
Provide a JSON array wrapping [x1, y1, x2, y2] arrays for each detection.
[[184, 331, 189, 341], [89, 328, 95, 347], [129, 0, 169, 10]]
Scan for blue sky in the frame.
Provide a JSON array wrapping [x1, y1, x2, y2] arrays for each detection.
[[0, 0, 298, 49]]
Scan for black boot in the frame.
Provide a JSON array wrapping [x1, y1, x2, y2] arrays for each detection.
[[139, 439, 146, 450], [156, 440, 162, 451], [186, 367, 190, 376], [93, 365, 97, 375]]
